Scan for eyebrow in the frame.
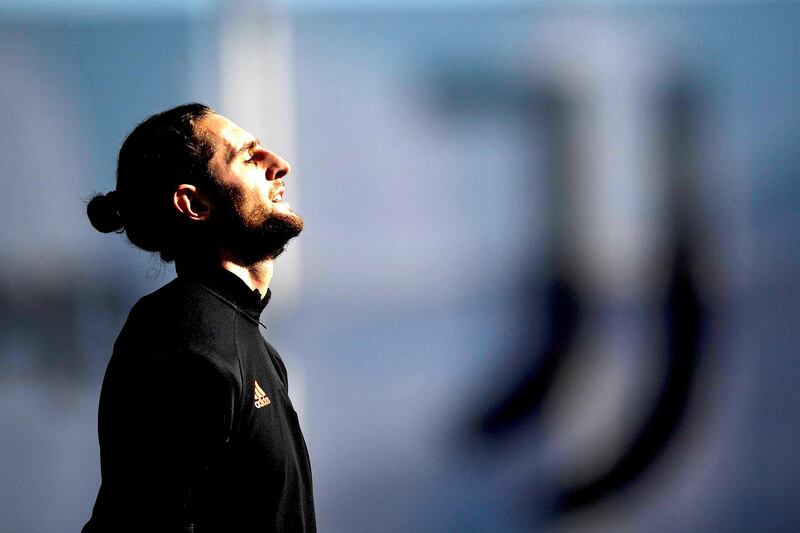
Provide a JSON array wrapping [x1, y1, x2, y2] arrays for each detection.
[[227, 138, 261, 164]]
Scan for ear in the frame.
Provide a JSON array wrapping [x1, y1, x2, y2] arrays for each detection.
[[173, 184, 212, 222]]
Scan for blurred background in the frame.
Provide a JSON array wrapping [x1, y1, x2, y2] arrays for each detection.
[[1, 0, 798, 531]]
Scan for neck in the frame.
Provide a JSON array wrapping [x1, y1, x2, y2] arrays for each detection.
[[175, 244, 275, 298], [219, 258, 274, 297]]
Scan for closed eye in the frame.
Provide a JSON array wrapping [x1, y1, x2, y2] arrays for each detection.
[[230, 138, 262, 165]]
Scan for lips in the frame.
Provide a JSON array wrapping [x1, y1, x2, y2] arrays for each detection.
[[271, 187, 285, 203]]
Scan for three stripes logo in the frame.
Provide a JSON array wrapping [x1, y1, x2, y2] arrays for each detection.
[[254, 380, 271, 409]]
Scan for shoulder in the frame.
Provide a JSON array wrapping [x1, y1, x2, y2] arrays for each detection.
[[132, 277, 232, 327], [127, 277, 232, 340], [113, 278, 243, 384]]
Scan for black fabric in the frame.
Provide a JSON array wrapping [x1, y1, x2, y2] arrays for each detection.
[[83, 267, 316, 533]]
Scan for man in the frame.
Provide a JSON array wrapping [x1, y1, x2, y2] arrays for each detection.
[[83, 103, 315, 532]]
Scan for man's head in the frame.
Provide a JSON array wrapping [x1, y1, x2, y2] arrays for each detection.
[[87, 103, 303, 264]]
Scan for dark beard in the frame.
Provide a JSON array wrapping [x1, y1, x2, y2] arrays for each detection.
[[211, 187, 304, 265]]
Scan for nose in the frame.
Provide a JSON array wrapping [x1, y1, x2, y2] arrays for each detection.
[[267, 152, 291, 181]]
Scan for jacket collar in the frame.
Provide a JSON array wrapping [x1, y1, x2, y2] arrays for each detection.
[[176, 262, 271, 321]]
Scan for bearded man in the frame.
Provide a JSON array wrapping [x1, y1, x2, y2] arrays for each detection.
[[82, 104, 315, 533]]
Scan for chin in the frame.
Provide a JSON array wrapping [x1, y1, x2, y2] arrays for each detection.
[[277, 209, 304, 234], [274, 201, 296, 215]]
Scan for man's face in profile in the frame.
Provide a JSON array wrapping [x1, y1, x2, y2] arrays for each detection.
[[200, 113, 304, 264]]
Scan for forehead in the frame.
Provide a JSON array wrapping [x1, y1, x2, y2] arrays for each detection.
[[199, 113, 254, 154]]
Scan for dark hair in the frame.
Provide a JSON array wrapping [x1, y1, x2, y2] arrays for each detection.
[[87, 103, 216, 262]]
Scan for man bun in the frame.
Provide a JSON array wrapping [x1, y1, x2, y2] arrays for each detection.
[[86, 103, 216, 262], [87, 191, 124, 233]]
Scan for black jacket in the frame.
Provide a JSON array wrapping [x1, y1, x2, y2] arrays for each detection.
[[83, 266, 316, 532]]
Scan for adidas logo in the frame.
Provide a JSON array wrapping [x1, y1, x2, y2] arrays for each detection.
[[254, 380, 271, 409]]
